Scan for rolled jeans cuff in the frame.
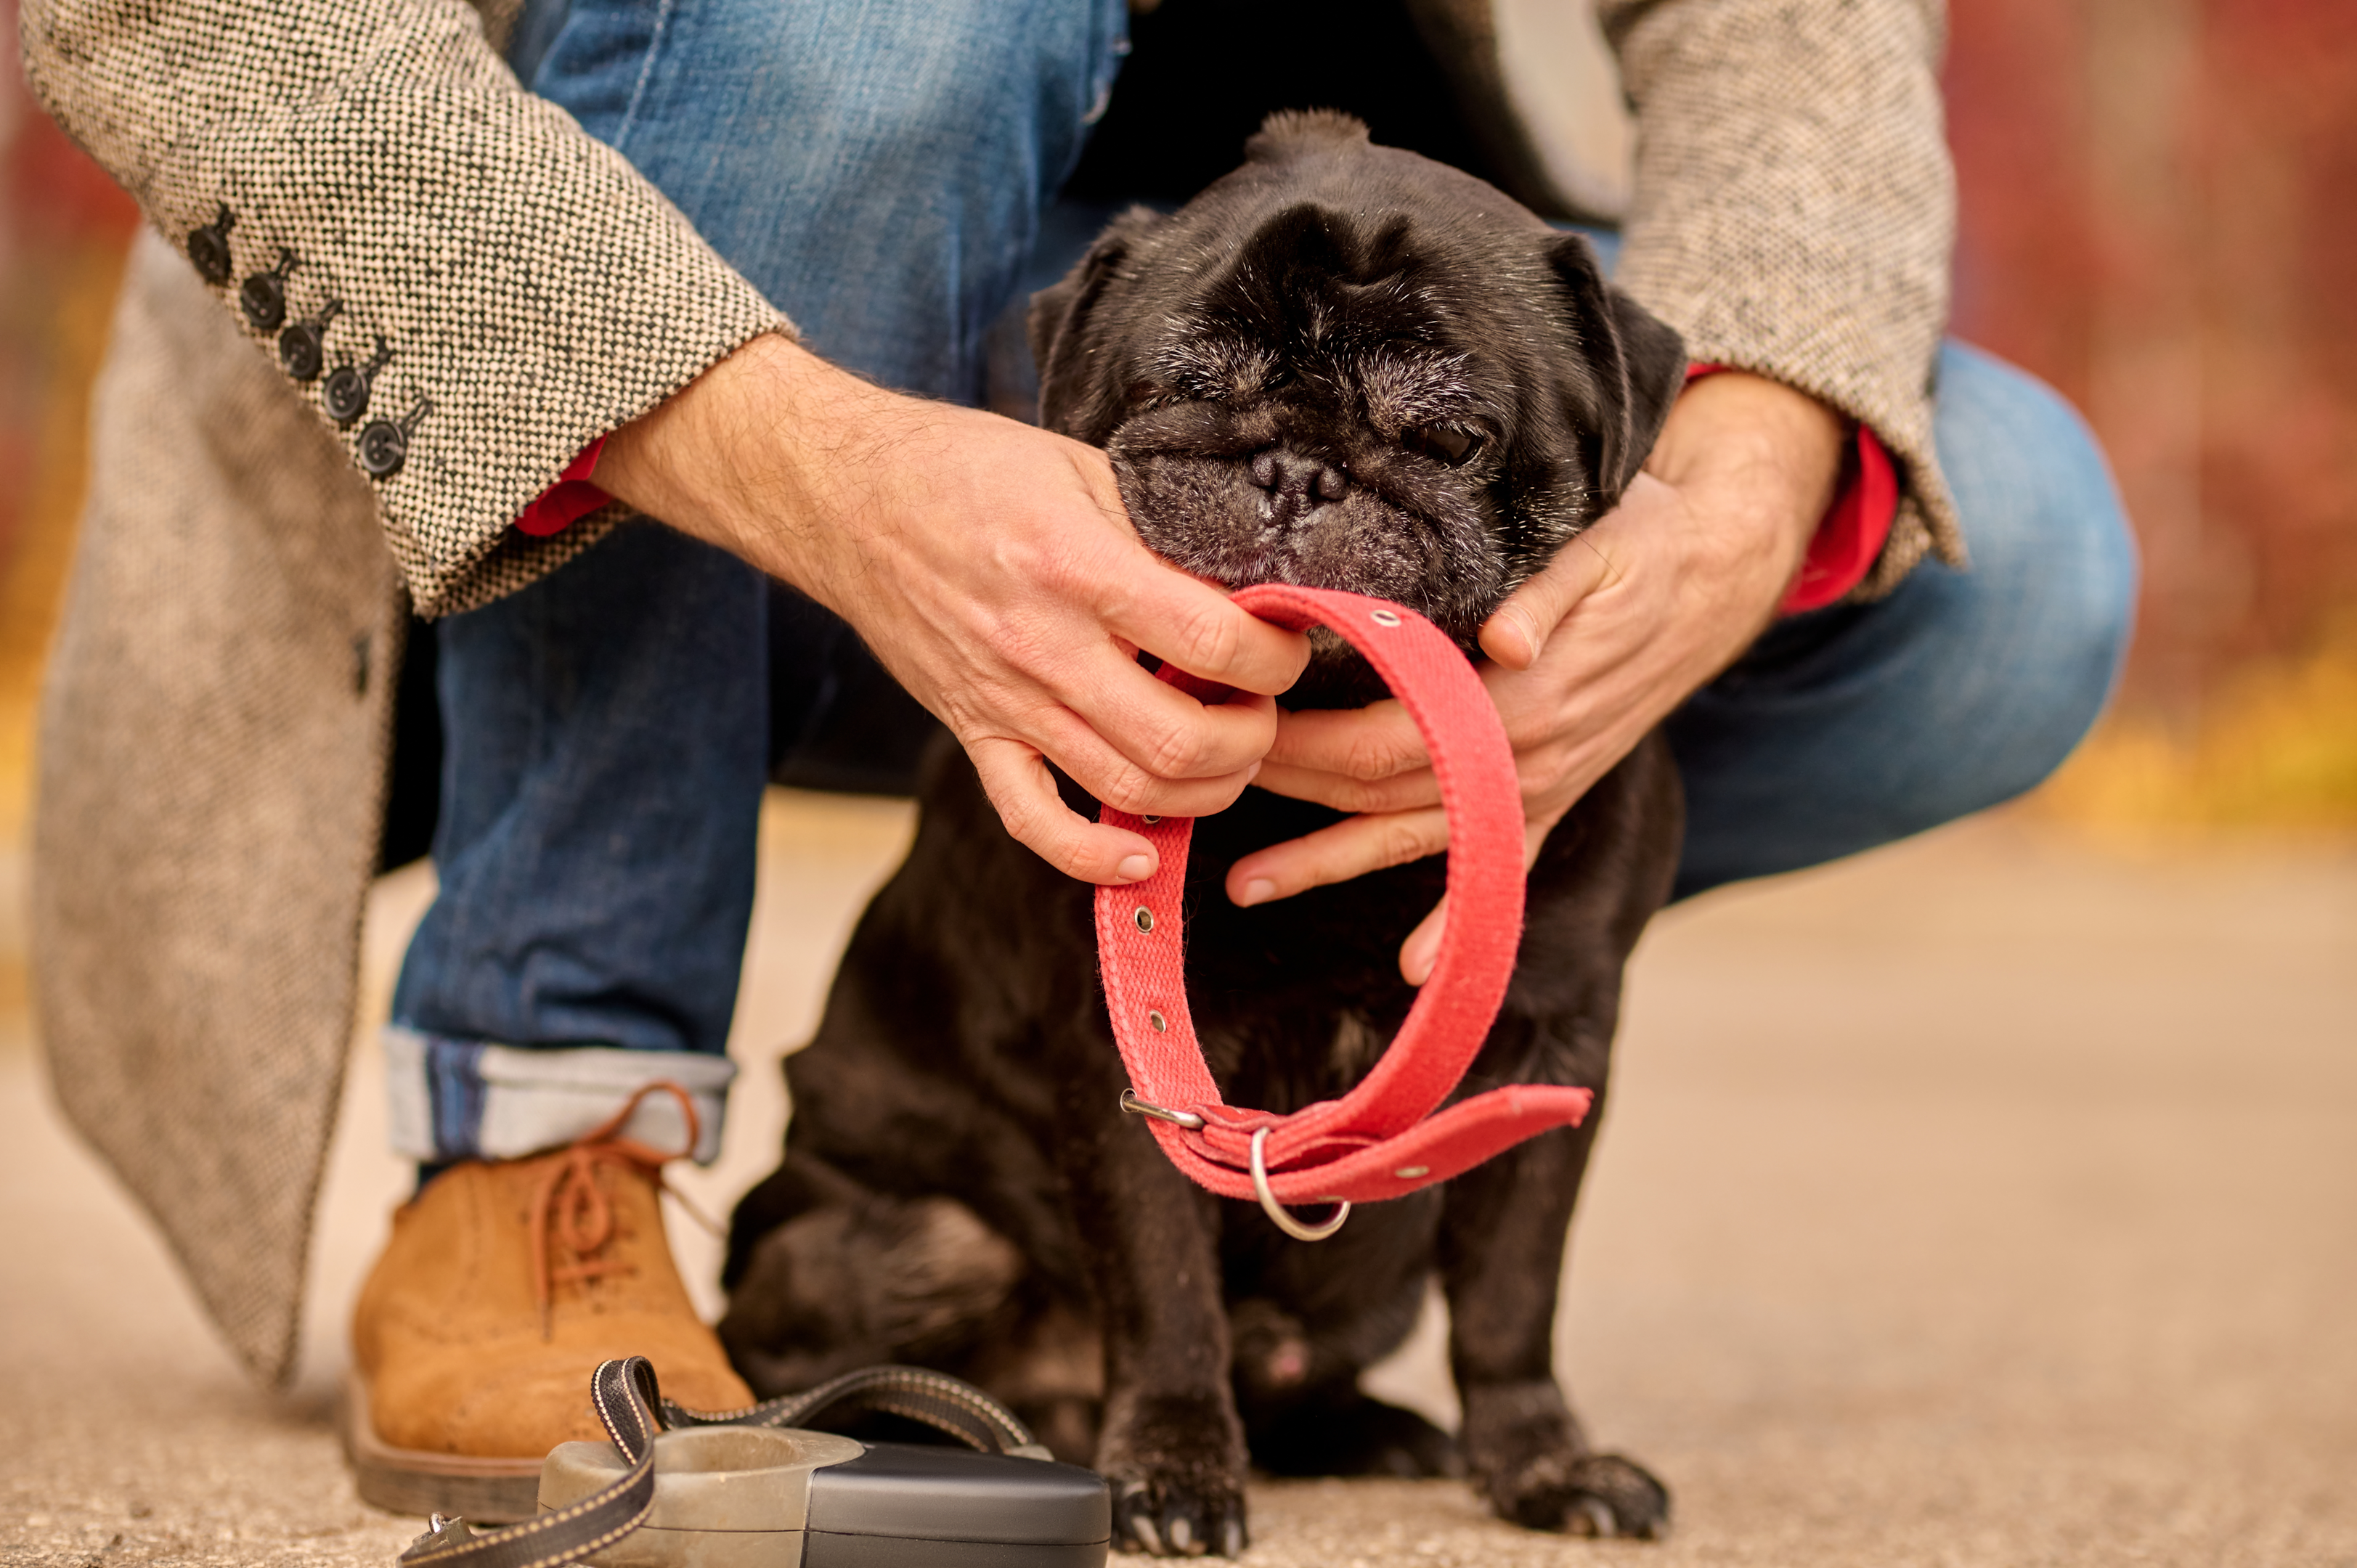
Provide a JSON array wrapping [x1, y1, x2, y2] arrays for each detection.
[[383, 1025, 733, 1164]]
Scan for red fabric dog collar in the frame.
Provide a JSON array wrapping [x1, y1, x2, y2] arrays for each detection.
[[1094, 584, 1592, 1225]]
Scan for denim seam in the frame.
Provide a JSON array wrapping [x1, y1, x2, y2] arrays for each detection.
[[612, 0, 680, 156]]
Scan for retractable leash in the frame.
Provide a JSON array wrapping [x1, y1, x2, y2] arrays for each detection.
[[1099, 583, 1595, 1240], [398, 1359, 1109, 1567]]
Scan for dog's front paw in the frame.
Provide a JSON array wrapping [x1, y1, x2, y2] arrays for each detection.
[[1483, 1450, 1669, 1540], [1461, 1382, 1670, 1541], [1097, 1392, 1250, 1557]]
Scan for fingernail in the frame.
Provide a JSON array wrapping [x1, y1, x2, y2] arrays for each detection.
[[1402, 934, 1438, 985], [1237, 878, 1275, 907], [1116, 854, 1155, 882]]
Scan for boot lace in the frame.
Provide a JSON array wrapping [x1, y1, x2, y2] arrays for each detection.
[[528, 1080, 708, 1338]]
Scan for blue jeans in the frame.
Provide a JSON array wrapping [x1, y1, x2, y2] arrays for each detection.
[[388, 0, 2136, 1161]]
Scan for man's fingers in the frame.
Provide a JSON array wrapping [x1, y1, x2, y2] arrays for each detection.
[[1054, 658, 1284, 786], [1019, 688, 1274, 820], [1110, 569, 1311, 698], [1478, 522, 1622, 669], [968, 738, 1161, 885], [1225, 807, 1449, 907], [1399, 899, 1446, 987], [1524, 812, 1560, 870], [1251, 759, 1441, 815], [1041, 725, 1269, 821], [1263, 700, 1428, 780]]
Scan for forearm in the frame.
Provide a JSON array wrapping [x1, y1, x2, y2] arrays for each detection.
[[1637, 370, 1847, 629], [593, 335, 831, 588], [596, 334, 953, 618], [596, 335, 1138, 642]]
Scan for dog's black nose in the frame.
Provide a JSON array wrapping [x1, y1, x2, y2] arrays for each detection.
[[1247, 448, 1349, 526]]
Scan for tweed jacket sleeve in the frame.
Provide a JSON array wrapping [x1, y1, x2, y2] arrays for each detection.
[[1597, 0, 1962, 593], [17, 0, 791, 615]]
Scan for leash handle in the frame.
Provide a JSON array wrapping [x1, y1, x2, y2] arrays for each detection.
[[1095, 585, 1592, 1212]]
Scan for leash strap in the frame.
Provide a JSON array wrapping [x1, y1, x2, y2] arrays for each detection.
[[1094, 583, 1593, 1211], [661, 1363, 1044, 1458], [399, 1357, 661, 1568], [396, 1360, 1043, 1566]]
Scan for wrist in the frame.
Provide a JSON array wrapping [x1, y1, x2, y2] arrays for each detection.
[[595, 332, 847, 579], [1617, 369, 1842, 635], [1650, 369, 1844, 567]]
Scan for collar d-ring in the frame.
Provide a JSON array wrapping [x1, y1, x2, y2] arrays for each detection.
[[1250, 1127, 1350, 1242]]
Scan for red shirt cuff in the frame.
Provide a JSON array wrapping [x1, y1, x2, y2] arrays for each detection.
[[513, 434, 612, 538], [1682, 364, 1897, 614]]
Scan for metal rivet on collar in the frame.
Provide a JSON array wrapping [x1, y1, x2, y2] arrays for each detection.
[[1133, 907, 1155, 933], [1141, 815, 1160, 825], [1147, 1010, 1167, 1033], [1369, 608, 1403, 627], [1393, 1165, 1430, 1180]]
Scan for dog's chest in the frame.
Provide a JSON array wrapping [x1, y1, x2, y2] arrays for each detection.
[[1172, 791, 1449, 1106]]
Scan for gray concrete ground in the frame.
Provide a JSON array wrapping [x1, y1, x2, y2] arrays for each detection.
[[4, 798, 2353, 1567]]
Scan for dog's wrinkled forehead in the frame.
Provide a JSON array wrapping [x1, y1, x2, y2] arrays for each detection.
[[1145, 203, 1499, 431]]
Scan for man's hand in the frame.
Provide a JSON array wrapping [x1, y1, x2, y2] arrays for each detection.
[[1226, 371, 1847, 981], [597, 334, 1311, 885]]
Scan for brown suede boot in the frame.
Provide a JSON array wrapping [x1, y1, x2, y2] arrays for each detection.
[[344, 1084, 753, 1520]]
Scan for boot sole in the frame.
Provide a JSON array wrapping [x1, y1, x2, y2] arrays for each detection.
[[339, 1369, 545, 1523]]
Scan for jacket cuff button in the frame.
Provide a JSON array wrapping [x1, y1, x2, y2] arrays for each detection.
[[359, 397, 431, 480], [187, 205, 236, 287], [325, 337, 392, 426], [279, 300, 343, 383], [240, 248, 298, 332]]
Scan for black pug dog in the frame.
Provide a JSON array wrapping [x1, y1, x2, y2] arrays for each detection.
[[721, 110, 1688, 1555]]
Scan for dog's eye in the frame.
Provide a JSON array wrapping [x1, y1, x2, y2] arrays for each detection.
[[1404, 425, 1483, 465]]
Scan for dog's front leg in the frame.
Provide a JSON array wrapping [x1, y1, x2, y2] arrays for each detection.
[[1054, 1048, 1248, 1558], [1440, 1119, 1671, 1540]]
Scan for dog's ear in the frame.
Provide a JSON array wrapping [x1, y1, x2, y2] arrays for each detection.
[[1245, 109, 1371, 164], [1028, 205, 1163, 439], [1547, 234, 1688, 505]]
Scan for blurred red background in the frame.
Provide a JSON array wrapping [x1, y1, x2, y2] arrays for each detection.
[[4, 0, 2354, 823], [1948, 0, 2357, 724]]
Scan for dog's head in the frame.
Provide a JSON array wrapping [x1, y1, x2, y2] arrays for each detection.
[[1030, 110, 1685, 698]]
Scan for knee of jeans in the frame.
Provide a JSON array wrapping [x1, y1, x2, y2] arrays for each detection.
[[1974, 559, 2137, 814], [1947, 349, 2138, 677], [1942, 345, 2138, 587]]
